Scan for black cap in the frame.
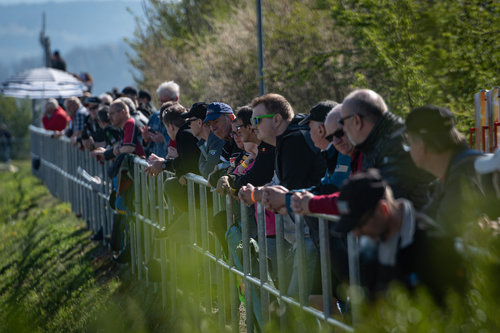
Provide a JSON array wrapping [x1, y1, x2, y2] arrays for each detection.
[[335, 169, 387, 233], [299, 100, 338, 126], [405, 105, 456, 135], [97, 105, 110, 123], [138, 90, 151, 101], [121, 86, 138, 97], [182, 102, 209, 120]]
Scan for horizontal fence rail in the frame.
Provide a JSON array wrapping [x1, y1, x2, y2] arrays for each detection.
[[30, 125, 357, 332]]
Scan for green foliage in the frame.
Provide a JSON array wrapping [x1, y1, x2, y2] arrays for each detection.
[[0, 96, 32, 159], [329, 0, 500, 123], [0, 96, 31, 137]]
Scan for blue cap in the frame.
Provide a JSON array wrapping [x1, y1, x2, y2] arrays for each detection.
[[203, 102, 234, 123]]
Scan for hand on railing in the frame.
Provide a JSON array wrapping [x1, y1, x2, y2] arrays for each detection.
[[216, 176, 231, 195], [262, 185, 289, 215], [290, 190, 314, 215], [145, 153, 165, 177], [52, 130, 63, 139], [91, 147, 106, 163], [238, 183, 262, 206]]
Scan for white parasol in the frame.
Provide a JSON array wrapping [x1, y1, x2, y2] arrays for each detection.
[[1, 67, 87, 99]]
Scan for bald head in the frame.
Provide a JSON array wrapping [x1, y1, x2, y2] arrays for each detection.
[[342, 89, 387, 124]]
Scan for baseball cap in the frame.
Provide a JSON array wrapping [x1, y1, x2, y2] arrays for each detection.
[[203, 102, 234, 123], [475, 148, 500, 174], [299, 100, 338, 126], [335, 169, 387, 233], [182, 102, 209, 120], [405, 105, 456, 135]]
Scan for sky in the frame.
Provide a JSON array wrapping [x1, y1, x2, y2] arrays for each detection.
[[0, 0, 145, 94]]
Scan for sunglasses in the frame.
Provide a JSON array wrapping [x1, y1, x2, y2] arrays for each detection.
[[251, 113, 276, 126], [325, 128, 345, 142]]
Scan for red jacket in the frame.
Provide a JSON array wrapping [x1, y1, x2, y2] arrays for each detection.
[[42, 107, 69, 131], [308, 150, 363, 215]]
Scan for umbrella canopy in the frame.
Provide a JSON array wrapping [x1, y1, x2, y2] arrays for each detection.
[[1, 67, 87, 99]]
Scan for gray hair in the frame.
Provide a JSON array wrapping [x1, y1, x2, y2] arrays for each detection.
[[46, 98, 59, 111], [156, 81, 180, 101], [64, 96, 81, 109], [99, 93, 113, 105], [117, 96, 136, 113]]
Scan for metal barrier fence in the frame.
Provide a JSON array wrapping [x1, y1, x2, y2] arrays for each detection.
[[30, 125, 358, 332]]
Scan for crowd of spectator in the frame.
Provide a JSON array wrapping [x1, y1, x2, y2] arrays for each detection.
[[41, 81, 500, 322]]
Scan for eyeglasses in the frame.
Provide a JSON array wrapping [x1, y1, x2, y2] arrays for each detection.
[[251, 114, 276, 126], [186, 118, 198, 124], [235, 125, 243, 132], [325, 128, 345, 142], [89, 105, 99, 111], [338, 114, 355, 126]]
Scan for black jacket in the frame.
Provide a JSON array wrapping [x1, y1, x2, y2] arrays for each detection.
[[356, 111, 433, 209], [275, 114, 326, 190], [164, 123, 200, 177], [424, 146, 489, 236]]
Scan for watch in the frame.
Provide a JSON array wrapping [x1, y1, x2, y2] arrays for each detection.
[[161, 160, 168, 170]]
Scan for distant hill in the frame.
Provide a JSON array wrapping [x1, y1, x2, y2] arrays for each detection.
[[65, 41, 139, 94], [0, 0, 143, 95]]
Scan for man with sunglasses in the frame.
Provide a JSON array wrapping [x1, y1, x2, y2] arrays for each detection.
[[239, 93, 326, 298], [338, 89, 433, 209], [263, 104, 358, 215], [290, 105, 363, 216], [240, 93, 326, 202], [181, 102, 225, 179]]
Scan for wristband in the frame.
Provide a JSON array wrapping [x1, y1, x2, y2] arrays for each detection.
[[104, 148, 115, 160], [241, 161, 248, 168], [250, 189, 256, 203]]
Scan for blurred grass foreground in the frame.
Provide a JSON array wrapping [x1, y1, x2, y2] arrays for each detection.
[[0, 161, 170, 332]]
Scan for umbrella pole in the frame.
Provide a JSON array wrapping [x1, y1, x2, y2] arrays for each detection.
[[32, 99, 41, 127]]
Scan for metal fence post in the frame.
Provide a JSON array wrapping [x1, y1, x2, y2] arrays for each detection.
[[241, 202, 254, 332], [256, 202, 270, 323]]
